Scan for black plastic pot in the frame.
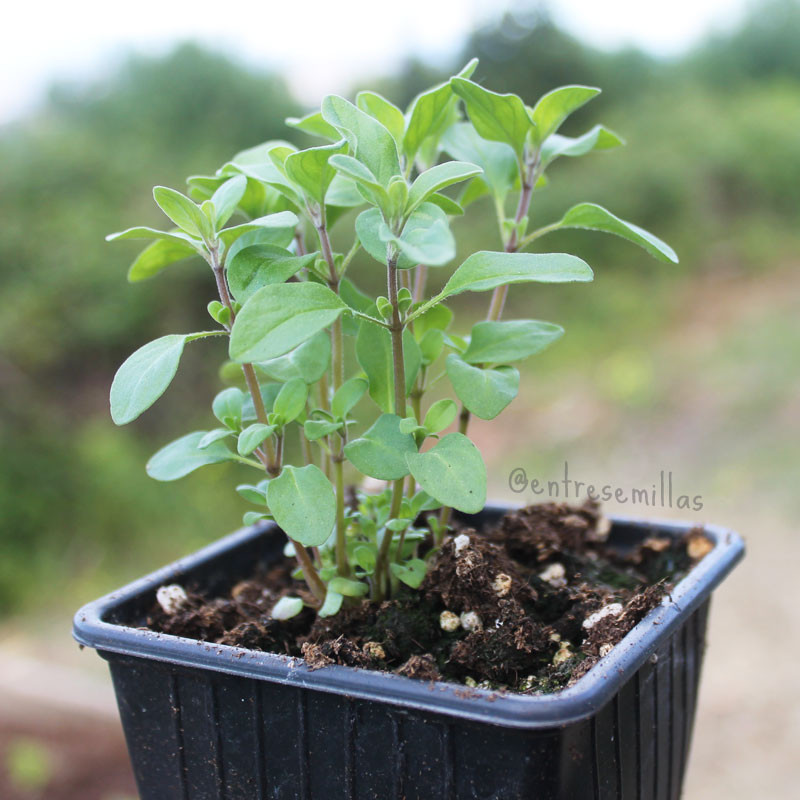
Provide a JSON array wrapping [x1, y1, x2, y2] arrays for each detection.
[[74, 507, 743, 800]]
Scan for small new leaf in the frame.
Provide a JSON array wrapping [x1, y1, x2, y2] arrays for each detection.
[[390, 559, 427, 589], [237, 423, 275, 456], [153, 186, 212, 240]]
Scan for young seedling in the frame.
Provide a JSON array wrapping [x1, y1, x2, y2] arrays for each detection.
[[108, 60, 677, 618]]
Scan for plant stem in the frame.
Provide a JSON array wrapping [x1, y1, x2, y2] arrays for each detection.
[[387, 259, 407, 416], [301, 408, 314, 466], [316, 218, 349, 577], [294, 541, 327, 604], [209, 248, 278, 473], [412, 264, 428, 304], [333, 451, 349, 576], [485, 155, 539, 321], [374, 253, 407, 599]]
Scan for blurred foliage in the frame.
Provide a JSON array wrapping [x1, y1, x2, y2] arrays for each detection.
[[1, 2, 799, 613], [5, 737, 53, 792]]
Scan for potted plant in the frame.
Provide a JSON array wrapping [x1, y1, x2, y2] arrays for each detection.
[[74, 61, 743, 799]]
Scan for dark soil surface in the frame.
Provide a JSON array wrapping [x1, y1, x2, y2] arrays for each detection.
[[147, 501, 711, 693]]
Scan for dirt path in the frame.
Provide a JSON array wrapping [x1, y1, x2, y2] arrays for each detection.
[[0, 646, 136, 800]]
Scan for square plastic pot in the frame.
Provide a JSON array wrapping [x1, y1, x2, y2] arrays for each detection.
[[73, 507, 743, 799]]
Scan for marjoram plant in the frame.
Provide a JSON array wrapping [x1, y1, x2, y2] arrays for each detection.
[[108, 60, 677, 620]]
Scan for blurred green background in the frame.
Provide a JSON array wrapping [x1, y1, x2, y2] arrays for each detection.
[[1, 2, 798, 797]]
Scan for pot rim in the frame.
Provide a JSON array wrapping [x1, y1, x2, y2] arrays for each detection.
[[73, 508, 743, 729]]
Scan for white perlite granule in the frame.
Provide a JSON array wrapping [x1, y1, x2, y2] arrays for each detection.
[[440, 610, 461, 632], [538, 562, 566, 588], [492, 572, 513, 597], [453, 534, 471, 555], [156, 584, 188, 614], [582, 603, 623, 630], [460, 611, 483, 632]]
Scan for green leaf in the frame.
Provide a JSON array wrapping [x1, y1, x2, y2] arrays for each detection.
[[441, 123, 518, 202], [450, 78, 533, 161], [426, 192, 464, 216], [328, 577, 369, 598], [317, 590, 344, 617], [325, 173, 366, 209], [446, 356, 519, 420], [223, 220, 297, 266], [423, 398, 458, 434], [540, 125, 624, 167], [321, 95, 401, 186], [257, 331, 331, 384], [207, 300, 230, 327], [390, 559, 427, 589], [303, 419, 342, 441], [356, 322, 421, 413], [110, 333, 221, 425], [106, 226, 200, 246], [237, 481, 268, 504], [218, 210, 299, 250], [406, 161, 482, 215], [344, 414, 417, 480], [267, 464, 335, 547], [146, 431, 239, 481], [418, 328, 444, 366], [237, 423, 275, 456], [530, 85, 601, 144], [286, 111, 340, 141], [327, 154, 388, 206], [198, 428, 233, 449], [244, 511, 271, 526], [227, 244, 316, 303], [413, 304, 453, 339], [284, 140, 348, 204], [384, 203, 456, 267], [357, 204, 455, 269], [437, 251, 593, 300], [125, 237, 200, 282], [230, 282, 346, 363], [272, 596, 304, 620], [403, 58, 478, 161], [549, 203, 679, 263], [153, 186, 212, 239], [356, 91, 405, 144], [406, 433, 486, 514], [272, 378, 308, 425], [213, 387, 246, 428], [210, 175, 247, 227], [331, 377, 368, 418], [354, 545, 377, 573], [462, 320, 564, 364]]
